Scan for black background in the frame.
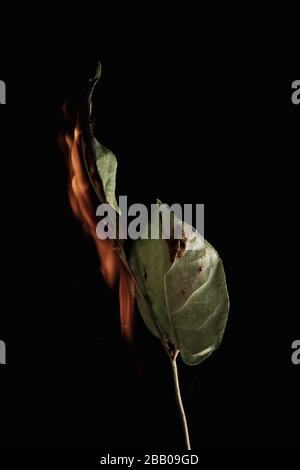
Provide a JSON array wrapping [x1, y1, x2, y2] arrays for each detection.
[[0, 14, 299, 457]]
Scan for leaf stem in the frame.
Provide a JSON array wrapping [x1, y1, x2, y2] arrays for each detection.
[[170, 351, 191, 450]]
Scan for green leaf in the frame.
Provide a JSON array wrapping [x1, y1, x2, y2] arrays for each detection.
[[129, 202, 229, 365], [94, 138, 120, 213]]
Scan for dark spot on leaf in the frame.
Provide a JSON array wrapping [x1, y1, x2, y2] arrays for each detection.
[[179, 238, 186, 250], [197, 266, 202, 273], [166, 238, 179, 262], [143, 266, 148, 281], [181, 287, 187, 296], [177, 236, 186, 258], [166, 232, 187, 262]]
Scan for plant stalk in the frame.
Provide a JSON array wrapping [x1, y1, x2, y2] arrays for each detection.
[[170, 351, 191, 450]]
